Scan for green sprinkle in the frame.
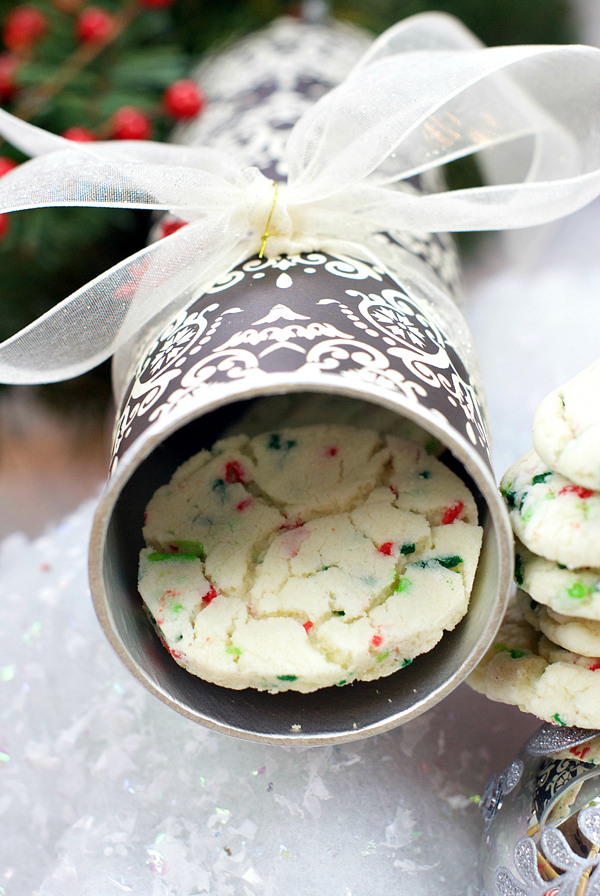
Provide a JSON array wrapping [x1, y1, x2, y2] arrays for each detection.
[[376, 651, 389, 663], [170, 540, 205, 559], [521, 507, 534, 524], [400, 543, 416, 555], [416, 555, 462, 570], [177, 634, 183, 641], [148, 552, 199, 562], [401, 658, 413, 668], [418, 470, 431, 479], [172, 604, 183, 613], [514, 553, 524, 586], [530, 599, 538, 611], [558, 564, 567, 569], [0, 665, 15, 682], [552, 713, 567, 727], [333, 610, 345, 616], [532, 472, 553, 485], [226, 646, 242, 656], [336, 680, 347, 687], [568, 582, 594, 600], [504, 490, 517, 509], [395, 577, 411, 592], [320, 565, 332, 572], [469, 795, 481, 805], [0, 752, 9, 763], [277, 674, 298, 681], [438, 555, 462, 569], [509, 648, 526, 659], [267, 434, 296, 450], [212, 478, 226, 496]]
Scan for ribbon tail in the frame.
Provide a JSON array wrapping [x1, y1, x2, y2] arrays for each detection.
[[0, 147, 242, 215], [0, 106, 99, 158], [321, 172, 600, 234], [0, 213, 247, 384]]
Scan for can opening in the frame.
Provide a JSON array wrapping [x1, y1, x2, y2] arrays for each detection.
[[95, 391, 508, 744]]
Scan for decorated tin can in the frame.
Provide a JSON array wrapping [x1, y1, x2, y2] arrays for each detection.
[[88, 16, 513, 744]]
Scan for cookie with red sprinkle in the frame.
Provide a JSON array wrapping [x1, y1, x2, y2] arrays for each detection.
[[500, 448, 600, 568], [139, 425, 483, 693]]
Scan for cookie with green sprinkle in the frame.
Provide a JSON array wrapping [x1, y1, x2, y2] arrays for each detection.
[[500, 448, 600, 568], [469, 595, 600, 729], [518, 589, 600, 659], [139, 426, 483, 693], [515, 540, 600, 621]]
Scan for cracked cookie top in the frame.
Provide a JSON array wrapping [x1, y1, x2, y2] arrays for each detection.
[[139, 425, 482, 693]]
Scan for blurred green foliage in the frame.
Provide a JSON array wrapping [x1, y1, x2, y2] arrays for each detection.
[[0, 0, 573, 414]]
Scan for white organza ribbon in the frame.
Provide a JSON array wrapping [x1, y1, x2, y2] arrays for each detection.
[[1, 11, 600, 383]]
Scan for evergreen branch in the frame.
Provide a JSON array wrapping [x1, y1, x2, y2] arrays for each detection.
[[11, 0, 142, 123]]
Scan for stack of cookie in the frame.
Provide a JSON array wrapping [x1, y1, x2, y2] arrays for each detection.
[[470, 359, 600, 728]]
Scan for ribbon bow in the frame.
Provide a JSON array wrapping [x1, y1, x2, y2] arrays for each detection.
[[1, 12, 600, 384]]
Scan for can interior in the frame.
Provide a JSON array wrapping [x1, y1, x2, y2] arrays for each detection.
[[101, 392, 504, 743]]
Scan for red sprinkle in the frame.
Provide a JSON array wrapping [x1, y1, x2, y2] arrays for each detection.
[[325, 446, 339, 457], [168, 646, 184, 660], [144, 512, 148, 524], [590, 662, 600, 672], [442, 501, 464, 525], [389, 484, 399, 497], [236, 498, 253, 513], [559, 484, 594, 500], [303, 621, 313, 633], [570, 744, 591, 759], [280, 518, 304, 531], [203, 586, 218, 605], [378, 542, 393, 556], [225, 460, 247, 484], [371, 634, 383, 647], [39, 563, 51, 573]]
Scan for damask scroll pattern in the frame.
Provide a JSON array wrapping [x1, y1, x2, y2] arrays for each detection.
[[110, 253, 489, 475]]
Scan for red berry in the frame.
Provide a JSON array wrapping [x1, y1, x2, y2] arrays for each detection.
[[0, 156, 17, 177], [110, 106, 152, 140], [163, 79, 206, 120], [0, 53, 18, 99], [3, 6, 46, 51], [0, 213, 10, 241], [61, 126, 96, 142], [75, 6, 115, 44]]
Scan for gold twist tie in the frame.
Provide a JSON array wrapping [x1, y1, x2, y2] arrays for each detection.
[[258, 180, 278, 258]]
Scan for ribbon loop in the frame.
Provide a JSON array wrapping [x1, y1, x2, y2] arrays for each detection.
[[0, 13, 600, 383]]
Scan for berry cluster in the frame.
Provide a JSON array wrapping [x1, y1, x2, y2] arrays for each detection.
[[0, 0, 207, 240]]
